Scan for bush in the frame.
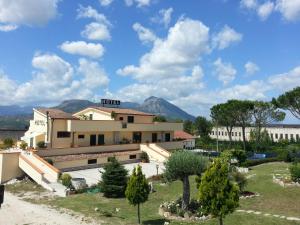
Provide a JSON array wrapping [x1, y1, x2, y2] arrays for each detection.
[[45, 158, 54, 165], [3, 138, 14, 148], [231, 171, 247, 193], [60, 173, 72, 187], [19, 141, 28, 150], [241, 157, 281, 167], [231, 149, 247, 165], [140, 152, 149, 163], [290, 163, 300, 183], [36, 141, 46, 149]]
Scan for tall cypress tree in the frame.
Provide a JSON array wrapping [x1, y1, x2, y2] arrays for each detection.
[[125, 165, 150, 224], [100, 157, 128, 198]]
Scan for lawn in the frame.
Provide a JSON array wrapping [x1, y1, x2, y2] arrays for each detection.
[[7, 162, 300, 225]]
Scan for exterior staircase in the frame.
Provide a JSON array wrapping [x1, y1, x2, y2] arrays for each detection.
[[140, 143, 170, 163], [19, 151, 65, 197]]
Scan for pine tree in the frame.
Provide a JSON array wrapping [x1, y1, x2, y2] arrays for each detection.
[[198, 158, 239, 225], [125, 165, 150, 224], [100, 157, 128, 198]]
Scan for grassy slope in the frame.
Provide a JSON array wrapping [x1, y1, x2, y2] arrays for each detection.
[[7, 162, 300, 225]]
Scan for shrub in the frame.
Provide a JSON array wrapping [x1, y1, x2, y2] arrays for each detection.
[[60, 173, 72, 187], [19, 141, 28, 150], [36, 141, 46, 149], [45, 158, 54, 165], [3, 138, 14, 148], [241, 157, 281, 167], [290, 163, 300, 183], [231, 171, 247, 193], [231, 149, 247, 165], [140, 152, 149, 163]]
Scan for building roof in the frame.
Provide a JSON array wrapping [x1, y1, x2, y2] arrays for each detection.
[[174, 130, 195, 140], [91, 106, 155, 116], [35, 108, 78, 119]]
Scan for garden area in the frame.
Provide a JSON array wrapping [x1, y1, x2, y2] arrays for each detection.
[[6, 157, 300, 225]]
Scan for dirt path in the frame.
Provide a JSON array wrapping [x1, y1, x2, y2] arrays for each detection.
[[0, 192, 101, 225]]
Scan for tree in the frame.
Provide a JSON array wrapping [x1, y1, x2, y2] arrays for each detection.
[[3, 138, 14, 148], [211, 101, 238, 145], [272, 87, 300, 120], [199, 158, 239, 225], [100, 157, 128, 198], [229, 100, 254, 151], [252, 101, 285, 146], [183, 120, 194, 134], [194, 116, 212, 137], [153, 115, 167, 122], [164, 150, 208, 210], [125, 165, 150, 224], [19, 141, 28, 150]]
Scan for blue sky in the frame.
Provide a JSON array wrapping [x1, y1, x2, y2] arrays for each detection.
[[0, 0, 300, 120]]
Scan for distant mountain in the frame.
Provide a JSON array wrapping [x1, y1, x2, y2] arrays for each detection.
[[137, 96, 195, 121], [0, 96, 195, 129]]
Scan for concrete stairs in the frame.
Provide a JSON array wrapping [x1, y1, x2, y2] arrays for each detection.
[[19, 151, 65, 196], [140, 143, 170, 163]]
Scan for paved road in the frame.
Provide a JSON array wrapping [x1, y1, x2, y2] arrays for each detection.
[[67, 161, 165, 186]]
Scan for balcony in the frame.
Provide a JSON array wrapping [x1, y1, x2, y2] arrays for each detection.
[[66, 120, 183, 132]]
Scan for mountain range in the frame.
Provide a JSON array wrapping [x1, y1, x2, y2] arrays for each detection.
[[0, 96, 195, 130]]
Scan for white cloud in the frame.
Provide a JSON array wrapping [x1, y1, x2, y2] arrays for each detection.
[[268, 66, 300, 90], [60, 41, 105, 59], [77, 5, 111, 41], [152, 7, 174, 28], [99, 0, 113, 7], [275, 0, 300, 21], [0, 24, 18, 32], [124, 0, 152, 7], [0, 0, 59, 31], [213, 58, 237, 85], [240, 0, 258, 9], [0, 54, 110, 106], [257, 1, 274, 20], [118, 18, 210, 81], [212, 25, 243, 50], [132, 23, 157, 44], [245, 61, 260, 75]]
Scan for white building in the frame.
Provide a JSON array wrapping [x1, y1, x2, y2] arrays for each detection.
[[210, 124, 300, 142]]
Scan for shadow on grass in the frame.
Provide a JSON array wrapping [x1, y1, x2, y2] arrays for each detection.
[[142, 219, 168, 225]]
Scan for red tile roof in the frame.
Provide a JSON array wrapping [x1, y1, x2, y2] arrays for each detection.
[[174, 130, 195, 140], [92, 106, 155, 116], [35, 108, 78, 119]]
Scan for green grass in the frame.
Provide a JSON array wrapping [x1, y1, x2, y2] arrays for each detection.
[[7, 162, 300, 225], [5, 179, 45, 194]]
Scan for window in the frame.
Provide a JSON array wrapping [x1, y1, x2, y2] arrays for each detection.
[[78, 134, 85, 139], [285, 134, 288, 140], [165, 133, 171, 142], [119, 117, 123, 121], [127, 116, 134, 123], [57, 131, 71, 138], [129, 155, 137, 159], [297, 134, 299, 140], [239, 132, 241, 137], [271, 133, 274, 139], [235, 132, 237, 137], [222, 132, 224, 136], [275, 133, 278, 139], [88, 159, 97, 164], [225, 132, 227, 136], [89, 114, 93, 120], [291, 134, 294, 139], [218, 131, 220, 136], [212, 131, 214, 135], [122, 122, 127, 128], [280, 134, 283, 139]]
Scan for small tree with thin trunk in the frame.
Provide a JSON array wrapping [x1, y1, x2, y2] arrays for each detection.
[[198, 158, 239, 225], [164, 150, 208, 210], [125, 165, 150, 224]]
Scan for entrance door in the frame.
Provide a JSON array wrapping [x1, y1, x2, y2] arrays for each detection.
[[30, 138, 33, 148], [165, 133, 171, 142], [152, 133, 157, 143], [90, 134, 97, 146], [98, 134, 105, 145], [132, 132, 142, 143]]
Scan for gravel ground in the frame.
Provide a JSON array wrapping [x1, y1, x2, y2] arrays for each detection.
[[0, 192, 100, 225], [66, 161, 165, 186]]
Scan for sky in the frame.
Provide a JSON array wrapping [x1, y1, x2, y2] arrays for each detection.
[[0, 0, 300, 120]]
